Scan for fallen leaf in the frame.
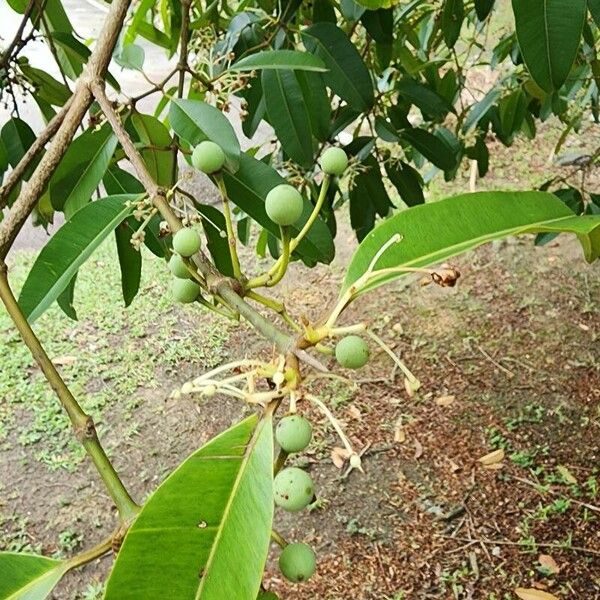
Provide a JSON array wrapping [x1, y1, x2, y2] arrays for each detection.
[[478, 449, 505, 466], [514, 588, 559, 600], [53, 355, 77, 366], [413, 439, 423, 460], [435, 394, 455, 407], [447, 458, 461, 473], [331, 447, 350, 469], [348, 405, 362, 420], [538, 554, 560, 574], [483, 463, 504, 471], [404, 377, 415, 397], [394, 422, 406, 443], [578, 323, 589, 331], [556, 465, 577, 485]]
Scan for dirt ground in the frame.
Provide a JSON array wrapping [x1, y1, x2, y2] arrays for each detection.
[[1, 118, 600, 600]]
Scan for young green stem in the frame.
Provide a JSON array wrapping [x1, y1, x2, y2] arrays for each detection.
[[246, 290, 301, 332], [266, 226, 291, 287], [65, 533, 114, 570], [0, 263, 139, 523], [215, 174, 243, 280]]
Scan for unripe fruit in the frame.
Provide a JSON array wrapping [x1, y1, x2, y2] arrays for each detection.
[[192, 140, 226, 174], [335, 335, 370, 369], [279, 543, 316, 583], [172, 278, 200, 304], [265, 184, 304, 226], [273, 467, 314, 512], [319, 147, 348, 176], [276, 415, 313, 453], [173, 228, 201, 257], [169, 254, 190, 279]]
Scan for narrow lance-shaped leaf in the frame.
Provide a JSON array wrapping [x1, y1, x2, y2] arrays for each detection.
[[169, 99, 241, 172], [262, 69, 314, 168], [0, 552, 67, 600], [230, 50, 327, 72], [104, 414, 274, 600], [301, 22, 374, 112], [512, 0, 586, 93], [343, 191, 600, 295], [18, 195, 140, 323], [115, 219, 142, 307]]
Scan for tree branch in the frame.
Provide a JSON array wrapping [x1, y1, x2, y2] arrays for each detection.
[[0, 0, 37, 72], [0, 262, 139, 522], [0, 0, 132, 259]]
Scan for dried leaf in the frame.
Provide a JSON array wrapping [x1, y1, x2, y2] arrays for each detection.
[[331, 447, 350, 469], [556, 465, 577, 485], [394, 421, 406, 443], [404, 377, 415, 397], [348, 405, 362, 420], [435, 394, 455, 407], [413, 439, 423, 460], [478, 448, 505, 466], [538, 554, 560, 574], [53, 355, 77, 366], [514, 588, 559, 600]]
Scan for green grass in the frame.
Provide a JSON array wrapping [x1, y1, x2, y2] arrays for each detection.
[[0, 238, 232, 472]]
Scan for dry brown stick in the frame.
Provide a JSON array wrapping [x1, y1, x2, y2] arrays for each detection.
[[438, 534, 600, 557], [0, 0, 132, 258], [0, 0, 37, 71], [0, 96, 73, 210]]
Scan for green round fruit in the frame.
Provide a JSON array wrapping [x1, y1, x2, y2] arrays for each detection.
[[276, 415, 313, 453], [319, 147, 348, 176], [273, 467, 314, 512], [173, 228, 200, 257], [172, 278, 200, 304], [279, 543, 316, 583], [192, 140, 226, 174], [335, 335, 370, 369], [265, 184, 304, 226], [168, 254, 190, 279]]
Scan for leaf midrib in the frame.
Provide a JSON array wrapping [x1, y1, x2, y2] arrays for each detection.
[[195, 416, 269, 599], [6, 563, 65, 600]]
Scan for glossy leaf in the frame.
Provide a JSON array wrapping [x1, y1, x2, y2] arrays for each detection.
[[230, 50, 327, 72], [512, 0, 586, 93], [442, 0, 464, 49], [296, 71, 331, 142], [353, 0, 394, 8], [49, 125, 118, 215], [222, 154, 334, 264], [169, 99, 241, 171], [115, 219, 142, 307], [385, 161, 425, 207], [104, 414, 274, 600], [194, 204, 235, 277], [462, 88, 501, 132], [130, 113, 174, 187], [396, 78, 456, 121], [475, 0, 495, 21], [343, 191, 600, 295], [262, 69, 314, 168], [400, 128, 457, 171], [590, 0, 600, 27], [0, 552, 66, 600], [1, 119, 36, 171], [302, 23, 374, 111], [19, 195, 139, 322]]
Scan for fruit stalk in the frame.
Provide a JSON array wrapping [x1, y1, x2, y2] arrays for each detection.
[[215, 174, 243, 280]]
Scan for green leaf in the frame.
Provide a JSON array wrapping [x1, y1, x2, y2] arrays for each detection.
[[194, 204, 235, 277], [130, 113, 174, 187], [301, 22, 374, 111], [296, 71, 331, 142], [169, 99, 241, 172], [400, 128, 457, 171], [590, 0, 600, 27], [222, 154, 335, 265], [56, 274, 77, 320], [512, 0, 586, 93], [475, 0, 495, 21], [18, 195, 139, 323], [115, 220, 142, 307], [0, 552, 66, 600], [230, 50, 327, 72], [19, 64, 71, 107], [396, 78, 456, 121], [343, 191, 600, 295], [352, 0, 394, 8], [385, 161, 424, 207], [442, 0, 464, 49], [262, 69, 314, 168], [1, 118, 36, 170], [49, 125, 118, 216], [462, 88, 501, 133], [116, 43, 146, 71], [104, 414, 274, 600]]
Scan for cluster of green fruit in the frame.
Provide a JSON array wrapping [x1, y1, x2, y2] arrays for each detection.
[[273, 414, 317, 584]]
